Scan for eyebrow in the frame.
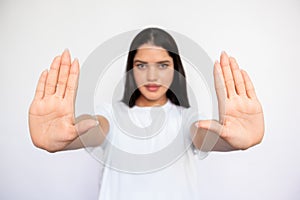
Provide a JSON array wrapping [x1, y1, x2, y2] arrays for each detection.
[[133, 60, 171, 64]]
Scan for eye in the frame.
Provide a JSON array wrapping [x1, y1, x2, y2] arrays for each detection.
[[136, 63, 147, 69], [158, 63, 169, 69]]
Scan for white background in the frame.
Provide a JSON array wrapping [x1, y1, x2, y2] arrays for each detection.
[[1, 0, 300, 199]]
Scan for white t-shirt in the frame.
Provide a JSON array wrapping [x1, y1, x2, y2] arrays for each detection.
[[92, 100, 207, 200]]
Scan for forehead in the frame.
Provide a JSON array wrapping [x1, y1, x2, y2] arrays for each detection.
[[134, 44, 172, 62]]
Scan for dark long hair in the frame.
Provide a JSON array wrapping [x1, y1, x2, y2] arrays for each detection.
[[122, 27, 190, 108]]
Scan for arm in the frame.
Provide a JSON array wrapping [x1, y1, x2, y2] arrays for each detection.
[[191, 52, 264, 152], [28, 49, 109, 153]]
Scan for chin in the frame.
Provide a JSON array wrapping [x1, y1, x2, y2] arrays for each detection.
[[143, 95, 163, 102]]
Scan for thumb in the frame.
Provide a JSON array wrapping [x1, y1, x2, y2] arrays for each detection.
[[75, 115, 99, 135], [196, 120, 223, 135]]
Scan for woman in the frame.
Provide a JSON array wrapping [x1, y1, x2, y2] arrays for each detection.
[[28, 28, 264, 199]]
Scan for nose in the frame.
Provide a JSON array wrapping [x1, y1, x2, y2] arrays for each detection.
[[147, 65, 158, 82]]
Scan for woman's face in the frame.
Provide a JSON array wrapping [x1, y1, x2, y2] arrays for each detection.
[[133, 44, 174, 107]]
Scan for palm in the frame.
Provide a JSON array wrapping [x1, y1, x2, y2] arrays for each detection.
[[219, 94, 264, 149], [29, 96, 75, 150], [28, 50, 79, 152]]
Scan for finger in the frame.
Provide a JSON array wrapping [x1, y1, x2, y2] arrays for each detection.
[[75, 119, 99, 135], [196, 120, 223, 136], [229, 57, 246, 96], [241, 70, 257, 99], [220, 51, 236, 98], [214, 60, 226, 123], [214, 60, 227, 99], [75, 114, 99, 135], [65, 58, 79, 101], [56, 49, 71, 98], [44, 56, 61, 96], [34, 69, 48, 100]]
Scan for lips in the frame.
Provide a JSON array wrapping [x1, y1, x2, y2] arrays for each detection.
[[145, 84, 161, 92]]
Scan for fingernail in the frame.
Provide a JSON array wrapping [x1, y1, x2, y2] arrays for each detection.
[[194, 122, 199, 128], [64, 48, 69, 52]]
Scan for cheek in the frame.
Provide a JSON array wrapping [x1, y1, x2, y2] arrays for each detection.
[[133, 69, 145, 87], [159, 70, 174, 87]]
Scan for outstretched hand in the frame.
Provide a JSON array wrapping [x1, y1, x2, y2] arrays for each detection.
[[28, 50, 98, 152], [197, 52, 264, 150]]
